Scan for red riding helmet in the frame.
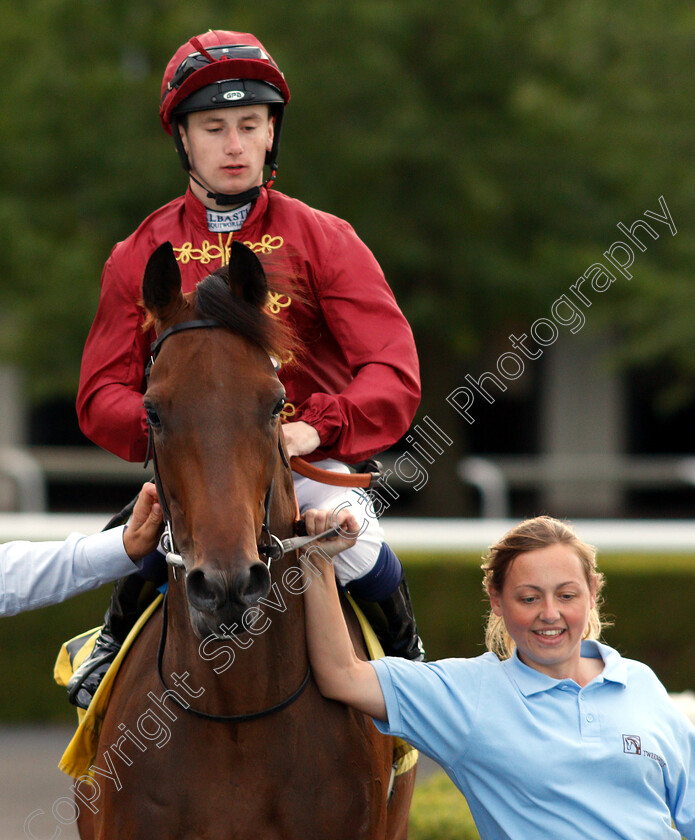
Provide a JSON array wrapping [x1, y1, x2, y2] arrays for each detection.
[[160, 30, 291, 202]]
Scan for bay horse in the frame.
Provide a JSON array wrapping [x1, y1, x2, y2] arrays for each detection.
[[76, 241, 415, 839]]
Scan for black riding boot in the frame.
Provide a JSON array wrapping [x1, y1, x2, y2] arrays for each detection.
[[353, 574, 425, 662], [377, 575, 426, 661], [67, 574, 158, 709]]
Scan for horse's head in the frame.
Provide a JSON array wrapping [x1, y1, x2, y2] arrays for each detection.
[[142, 241, 293, 639]]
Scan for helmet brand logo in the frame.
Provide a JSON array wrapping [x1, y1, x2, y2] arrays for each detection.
[[223, 91, 246, 101]]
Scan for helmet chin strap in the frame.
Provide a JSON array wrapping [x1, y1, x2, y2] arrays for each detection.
[[188, 171, 261, 207]]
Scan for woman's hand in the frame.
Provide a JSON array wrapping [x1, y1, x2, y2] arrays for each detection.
[[302, 506, 361, 558]]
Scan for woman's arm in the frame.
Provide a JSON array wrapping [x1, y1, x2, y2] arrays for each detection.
[[302, 507, 387, 721]]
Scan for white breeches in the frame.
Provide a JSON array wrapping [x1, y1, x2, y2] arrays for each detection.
[[292, 459, 383, 586]]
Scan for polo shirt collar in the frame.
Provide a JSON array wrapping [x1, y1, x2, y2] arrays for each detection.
[[502, 640, 628, 696]]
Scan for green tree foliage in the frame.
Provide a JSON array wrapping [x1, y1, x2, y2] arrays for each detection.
[[1, 0, 694, 408]]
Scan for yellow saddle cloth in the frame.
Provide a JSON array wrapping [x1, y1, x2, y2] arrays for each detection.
[[54, 594, 164, 778], [54, 592, 417, 780]]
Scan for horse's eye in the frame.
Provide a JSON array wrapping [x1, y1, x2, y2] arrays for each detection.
[[145, 405, 162, 429], [271, 397, 285, 419]]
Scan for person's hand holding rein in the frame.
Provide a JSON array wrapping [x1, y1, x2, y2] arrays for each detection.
[[123, 483, 164, 561], [302, 505, 361, 558]]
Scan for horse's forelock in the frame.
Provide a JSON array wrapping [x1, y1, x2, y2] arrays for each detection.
[[194, 269, 298, 362]]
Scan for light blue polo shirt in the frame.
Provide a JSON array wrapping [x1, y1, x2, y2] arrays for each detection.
[[371, 641, 695, 839]]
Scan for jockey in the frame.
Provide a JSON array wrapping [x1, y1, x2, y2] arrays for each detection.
[[69, 29, 424, 709]]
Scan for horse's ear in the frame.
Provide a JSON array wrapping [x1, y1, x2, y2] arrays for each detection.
[[227, 241, 268, 308], [142, 242, 183, 318]]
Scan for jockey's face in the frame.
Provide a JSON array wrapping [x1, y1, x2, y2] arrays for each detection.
[[179, 105, 274, 210]]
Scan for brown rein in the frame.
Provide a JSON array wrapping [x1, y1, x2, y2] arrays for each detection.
[[289, 456, 383, 489]]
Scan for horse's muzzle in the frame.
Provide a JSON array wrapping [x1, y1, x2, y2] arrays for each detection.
[[185, 561, 271, 636]]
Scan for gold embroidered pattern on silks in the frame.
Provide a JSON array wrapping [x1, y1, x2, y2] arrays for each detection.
[[266, 291, 292, 315], [173, 234, 284, 268], [242, 234, 284, 255], [280, 402, 296, 422], [173, 233, 294, 317], [174, 233, 235, 266]]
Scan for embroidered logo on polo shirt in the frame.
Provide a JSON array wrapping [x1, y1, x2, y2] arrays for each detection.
[[623, 734, 665, 768], [623, 735, 641, 754]]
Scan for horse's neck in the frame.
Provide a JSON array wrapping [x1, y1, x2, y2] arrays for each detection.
[[163, 466, 307, 707]]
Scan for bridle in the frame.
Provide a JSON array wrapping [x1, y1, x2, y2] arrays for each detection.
[[144, 318, 288, 580], [144, 317, 310, 723]]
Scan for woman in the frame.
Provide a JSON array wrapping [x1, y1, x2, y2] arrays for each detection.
[[304, 509, 695, 840]]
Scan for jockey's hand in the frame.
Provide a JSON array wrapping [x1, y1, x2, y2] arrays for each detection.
[[303, 506, 361, 559], [123, 482, 164, 561], [282, 420, 321, 459]]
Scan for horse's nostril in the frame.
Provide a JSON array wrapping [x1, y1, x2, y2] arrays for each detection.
[[186, 568, 225, 612], [240, 562, 271, 605], [186, 563, 271, 613]]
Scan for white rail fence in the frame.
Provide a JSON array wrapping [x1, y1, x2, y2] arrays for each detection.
[[0, 446, 693, 553], [3, 447, 695, 517], [0, 513, 693, 554]]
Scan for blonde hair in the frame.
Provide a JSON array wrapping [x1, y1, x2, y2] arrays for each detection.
[[481, 516, 607, 660]]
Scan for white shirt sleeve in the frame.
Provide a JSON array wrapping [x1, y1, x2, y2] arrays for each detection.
[[0, 527, 137, 617]]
